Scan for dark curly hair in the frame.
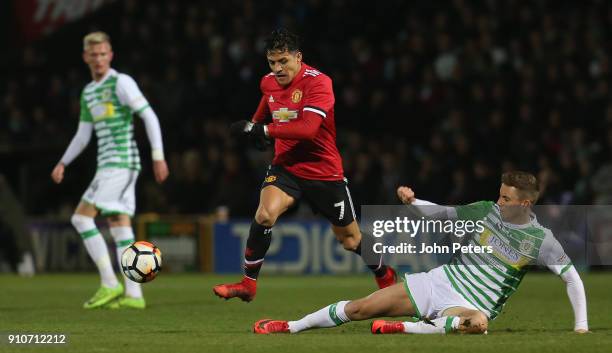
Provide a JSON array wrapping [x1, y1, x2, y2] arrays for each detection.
[[264, 28, 301, 53]]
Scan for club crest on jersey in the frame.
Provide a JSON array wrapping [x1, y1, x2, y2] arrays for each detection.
[[269, 95, 274, 103], [519, 239, 534, 253], [272, 108, 298, 122], [291, 89, 303, 103], [101, 88, 112, 101]]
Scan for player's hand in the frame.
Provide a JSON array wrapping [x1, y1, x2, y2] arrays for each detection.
[[153, 160, 169, 184], [51, 163, 65, 184], [230, 120, 271, 151], [230, 120, 253, 137], [248, 123, 271, 151], [397, 186, 416, 204]]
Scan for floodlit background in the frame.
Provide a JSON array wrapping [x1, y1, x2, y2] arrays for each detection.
[[3, 0, 612, 274], [1, 1, 611, 352]]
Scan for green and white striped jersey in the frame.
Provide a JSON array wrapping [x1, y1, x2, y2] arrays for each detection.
[[79, 69, 150, 171], [445, 201, 572, 319]]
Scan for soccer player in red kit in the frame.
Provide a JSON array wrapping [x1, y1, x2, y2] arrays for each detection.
[[213, 29, 397, 302]]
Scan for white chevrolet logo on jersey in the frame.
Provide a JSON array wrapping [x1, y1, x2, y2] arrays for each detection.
[[272, 108, 298, 122]]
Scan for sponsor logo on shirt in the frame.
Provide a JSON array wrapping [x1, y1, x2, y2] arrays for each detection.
[[488, 233, 521, 264], [92, 102, 115, 121], [265, 175, 277, 183], [272, 108, 298, 122]]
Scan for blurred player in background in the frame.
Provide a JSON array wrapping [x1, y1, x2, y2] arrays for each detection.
[[253, 171, 589, 335], [51, 31, 169, 309], [213, 29, 396, 302]]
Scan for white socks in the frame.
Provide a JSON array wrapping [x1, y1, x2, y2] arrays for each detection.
[[403, 316, 460, 334], [284, 302, 461, 335], [71, 214, 119, 288], [288, 301, 350, 333], [110, 226, 142, 298]]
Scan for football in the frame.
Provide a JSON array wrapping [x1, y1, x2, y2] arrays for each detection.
[[121, 241, 162, 283]]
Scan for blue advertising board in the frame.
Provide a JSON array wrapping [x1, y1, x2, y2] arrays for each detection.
[[213, 221, 370, 274]]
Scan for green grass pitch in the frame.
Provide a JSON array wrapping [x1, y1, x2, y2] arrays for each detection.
[[1, 272, 610, 353]]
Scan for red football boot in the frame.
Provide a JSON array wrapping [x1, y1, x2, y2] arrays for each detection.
[[213, 277, 257, 302], [371, 320, 405, 334], [375, 266, 398, 289], [253, 319, 290, 334]]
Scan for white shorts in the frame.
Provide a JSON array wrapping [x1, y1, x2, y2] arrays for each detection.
[[82, 168, 139, 217], [403, 266, 479, 319]]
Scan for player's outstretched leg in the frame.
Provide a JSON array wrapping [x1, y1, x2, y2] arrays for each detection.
[[213, 220, 269, 302], [71, 211, 123, 309], [371, 309, 488, 335], [108, 221, 146, 309], [214, 186, 293, 302], [253, 281, 413, 334], [332, 222, 397, 289]]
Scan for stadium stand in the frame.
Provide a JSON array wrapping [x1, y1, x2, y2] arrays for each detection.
[[2, 0, 612, 218]]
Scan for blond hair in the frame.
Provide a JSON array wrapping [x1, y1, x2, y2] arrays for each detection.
[[83, 31, 111, 50], [501, 171, 539, 203]]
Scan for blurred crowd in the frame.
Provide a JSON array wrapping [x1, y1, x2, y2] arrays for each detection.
[[2, 0, 612, 218]]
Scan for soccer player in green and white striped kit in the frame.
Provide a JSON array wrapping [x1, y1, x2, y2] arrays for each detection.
[[253, 171, 589, 334], [51, 31, 168, 309]]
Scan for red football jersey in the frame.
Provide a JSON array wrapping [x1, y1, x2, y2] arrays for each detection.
[[252, 63, 344, 181]]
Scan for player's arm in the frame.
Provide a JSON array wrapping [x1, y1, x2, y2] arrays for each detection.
[[251, 95, 270, 123], [233, 76, 331, 142], [229, 81, 272, 150], [51, 92, 93, 184], [538, 232, 589, 333], [140, 109, 168, 183], [561, 266, 589, 333], [396, 186, 458, 218], [265, 75, 332, 140], [51, 121, 93, 184], [117, 74, 168, 183], [265, 110, 323, 140]]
